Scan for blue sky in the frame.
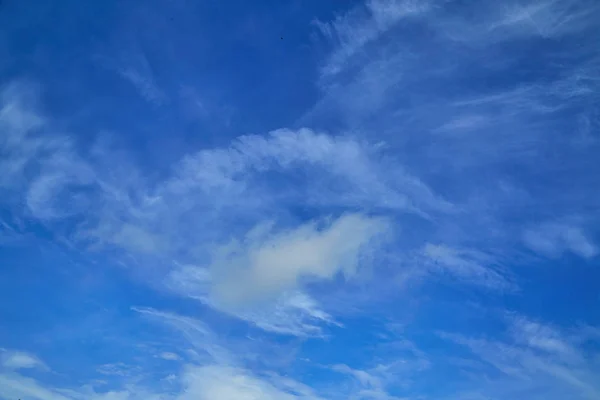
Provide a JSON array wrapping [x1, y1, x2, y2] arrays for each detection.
[[1, 0, 600, 399]]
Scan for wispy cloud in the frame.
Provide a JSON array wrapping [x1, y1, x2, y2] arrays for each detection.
[[523, 221, 598, 259], [0, 308, 327, 400], [161, 128, 451, 216], [305, 0, 600, 272], [132, 306, 233, 365], [0, 82, 47, 189], [0, 373, 71, 400], [177, 365, 321, 400], [509, 315, 583, 363], [97, 41, 168, 106], [0, 363, 323, 400], [158, 352, 180, 361], [111, 307, 324, 399], [331, 363, 412, 400], [420, 244, 515, 291], [315, 0, 431, 80], [439, 315, 600, 400], [1, 350, 46, 371], [0, 83, 449, 336]]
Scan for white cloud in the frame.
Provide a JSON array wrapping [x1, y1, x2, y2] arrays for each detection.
[[130, 306, 328, 397], [0, 82, 47, 189], [163, 128, 448, 216], [95, 362, 143, 379], [509, 316, 582, 363], [1, 350, 46, 371], [330, 362, 419, 400], [0, 309, 327, 400], [104, 223, 163, 254], [316, 0, 430, 79], [1, 83, 445, 267], [132, 307, 233, 366], [489, 0, 599, 39], [1, 85, 442, 258], [420, 244, 513, 290], [159, 352, 181, 361], [226, 291, 337, 337], [177, 365, 320, 400], [332, 364, 383, 391], [0, 83, 44, 134], [0, 373, 71, 400], [0, 363, 323, 400], [25, 152, 96, 220], [169, 266, 336, 337], [523, 222, 598, 259], [440, 315, 600, 400], [0, 371, 166, 400], [208, 214, 389, 307], [427, 0, 599, 47], [97, 41, 167, 106], [166, 214, 388, 336], [2, 83, 424, 338], [434, 114, 490, 133], [0, 82, 99, 223]]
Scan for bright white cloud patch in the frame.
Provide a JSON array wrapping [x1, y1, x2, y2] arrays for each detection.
[[168, 214, 388, 336], [209, 214, 389, 307]]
